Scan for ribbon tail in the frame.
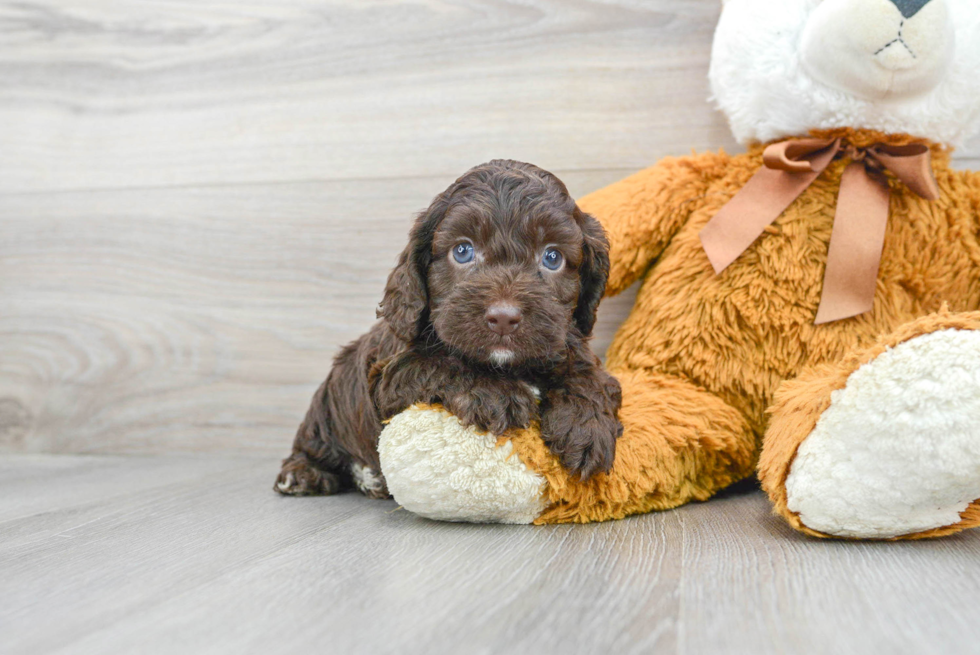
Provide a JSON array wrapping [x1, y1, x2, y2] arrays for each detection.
[[814, 163, 891, 325], [700, 166, 823, 274], [872, 144, 940, 201]]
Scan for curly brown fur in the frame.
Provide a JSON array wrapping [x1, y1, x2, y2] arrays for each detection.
[[275, 159, 622, 498]]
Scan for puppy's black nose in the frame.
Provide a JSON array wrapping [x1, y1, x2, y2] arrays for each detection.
[[486, 304, 521, 336]]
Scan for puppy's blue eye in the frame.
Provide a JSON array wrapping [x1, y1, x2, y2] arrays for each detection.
[[542, 248, 563, 271], [452, 242, 475, 264]]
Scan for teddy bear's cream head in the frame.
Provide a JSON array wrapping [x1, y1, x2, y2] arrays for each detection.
[[710, 0, 980, 146]]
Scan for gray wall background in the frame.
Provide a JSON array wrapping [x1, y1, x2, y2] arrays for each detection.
[[3, 0, 978, 454]]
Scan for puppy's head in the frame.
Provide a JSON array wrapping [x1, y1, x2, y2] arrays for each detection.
[[379, 160, 609, 368]]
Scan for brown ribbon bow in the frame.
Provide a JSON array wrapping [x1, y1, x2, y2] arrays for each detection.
[[699, 138, 940, 324]]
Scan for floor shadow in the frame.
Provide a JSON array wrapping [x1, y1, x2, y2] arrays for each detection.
[[713, 475, 762, 499]]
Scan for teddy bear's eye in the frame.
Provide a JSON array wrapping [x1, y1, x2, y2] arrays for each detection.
[[452, 242, 475, 264]]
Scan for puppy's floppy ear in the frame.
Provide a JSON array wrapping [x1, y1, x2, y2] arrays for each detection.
[[573, 207, 611, 336], [377, 193, 449, 342]]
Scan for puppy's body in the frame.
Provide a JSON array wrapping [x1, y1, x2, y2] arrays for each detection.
[[275, 160, 622, 498]]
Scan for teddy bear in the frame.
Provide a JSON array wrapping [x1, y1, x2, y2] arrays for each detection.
[[377, 0, 980, 540]]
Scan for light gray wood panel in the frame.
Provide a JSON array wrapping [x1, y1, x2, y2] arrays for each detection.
[[0, 0, 742, 194], [2, 0, 977, 457], [4, 0, 976, 196], [5, 0, 977, 183], [0, 171, 635, 455], [1, 454, 978, 655]]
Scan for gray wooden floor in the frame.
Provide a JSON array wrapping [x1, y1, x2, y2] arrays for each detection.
[[3, 454, 979, 655]]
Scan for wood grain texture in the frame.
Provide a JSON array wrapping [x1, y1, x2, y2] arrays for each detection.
[[0, 0, 977, 454], [2, 454, 979, 655], [0, 172, 636, 454], [0, 0, 740, 194]]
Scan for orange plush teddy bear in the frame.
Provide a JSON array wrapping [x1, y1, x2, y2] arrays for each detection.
[[379, 0, 980, 539]]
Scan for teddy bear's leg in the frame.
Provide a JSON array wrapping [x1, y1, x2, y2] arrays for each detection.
[[521, 367, 759, 524], [760, 311, 980, 540], [378, 404, 550, 524]]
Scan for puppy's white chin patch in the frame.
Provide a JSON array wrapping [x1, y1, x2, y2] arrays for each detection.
[[489, 349, 515, 366]]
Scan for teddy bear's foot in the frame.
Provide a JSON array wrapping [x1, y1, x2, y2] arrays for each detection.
[[378, 404, 548, 524], [761, 312, 980, 539]]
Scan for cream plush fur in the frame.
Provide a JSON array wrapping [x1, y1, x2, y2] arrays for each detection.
[[379, 407, 547, 524]]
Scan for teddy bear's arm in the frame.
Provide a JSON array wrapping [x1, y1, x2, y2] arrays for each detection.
[[577, 151, 729, 296]]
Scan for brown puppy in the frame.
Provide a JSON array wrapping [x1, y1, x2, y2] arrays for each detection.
[[274, 160, 622, 499]]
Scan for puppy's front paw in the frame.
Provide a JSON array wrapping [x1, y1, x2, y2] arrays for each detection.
[[444, 378, 538, 436], [541, 396, 622, 480]]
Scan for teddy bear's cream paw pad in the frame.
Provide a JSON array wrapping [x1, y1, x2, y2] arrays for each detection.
[[378, 405, 547, 524], [785, 329, 980, 538]]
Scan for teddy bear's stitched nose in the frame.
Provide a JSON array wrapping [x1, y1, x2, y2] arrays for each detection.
[[889, 0, 933, 19]]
